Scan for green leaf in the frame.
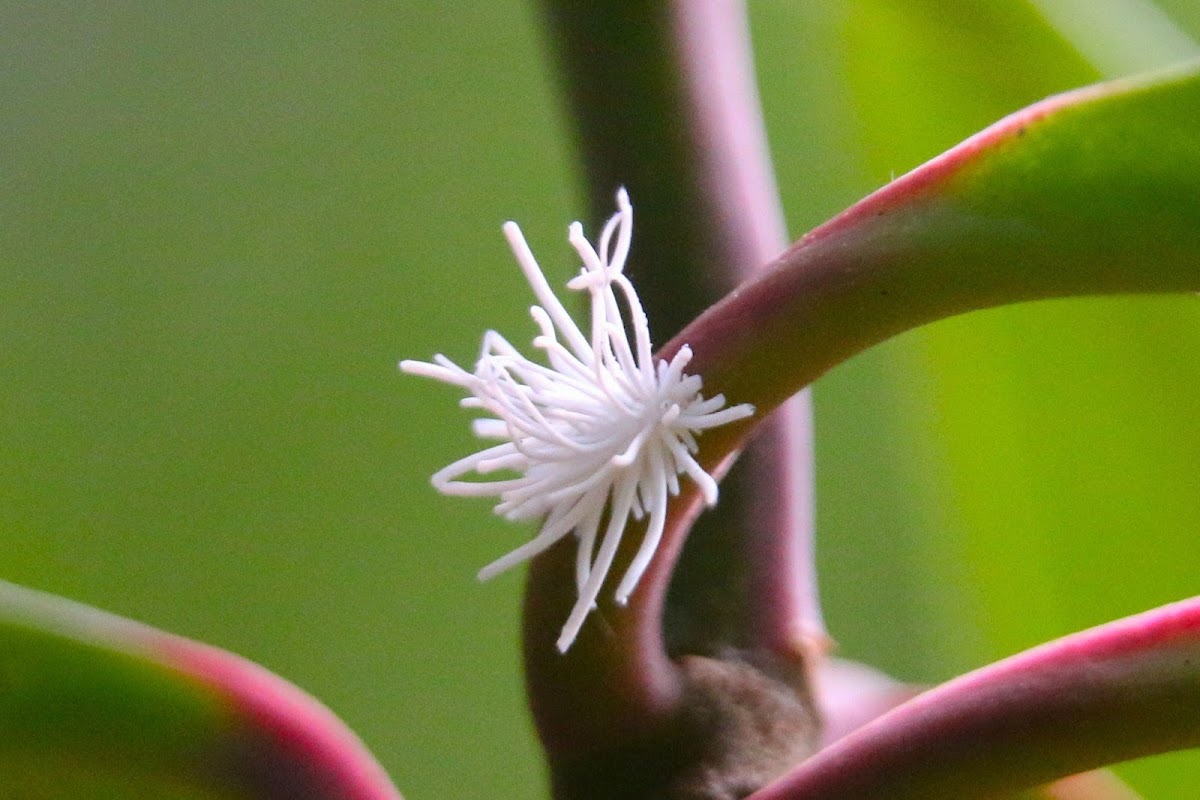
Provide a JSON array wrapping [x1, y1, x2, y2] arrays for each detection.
[[672, 61, 1200, 451], [791, 0, 1104, 690], [0, 580, 401, 799]]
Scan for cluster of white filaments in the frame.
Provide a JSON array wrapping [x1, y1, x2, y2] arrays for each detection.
[[401, 189, 754, 652]]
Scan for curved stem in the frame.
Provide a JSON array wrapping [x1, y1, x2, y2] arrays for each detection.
[[749, 595, 1200, 800], [667, 64, 1200, 466]]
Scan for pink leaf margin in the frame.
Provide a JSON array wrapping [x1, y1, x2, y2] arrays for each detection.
[[157, 636, 402, 800], [0, 579, 402, 800], [750, 596, 1200, 800]]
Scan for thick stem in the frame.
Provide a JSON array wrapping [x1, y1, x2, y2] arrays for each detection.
[[524, 0, 822, 793]]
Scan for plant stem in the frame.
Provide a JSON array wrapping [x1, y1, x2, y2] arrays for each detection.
[[663, 0, 825, 666], [524, 0, 824, 788]]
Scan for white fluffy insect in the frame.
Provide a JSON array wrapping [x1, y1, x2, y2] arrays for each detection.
[[401, 189, 754, 652]]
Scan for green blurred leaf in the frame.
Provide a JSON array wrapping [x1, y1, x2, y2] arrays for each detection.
[[0, 580, 400, 799]]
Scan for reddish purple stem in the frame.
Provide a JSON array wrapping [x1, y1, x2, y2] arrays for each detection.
[[750, 596, 1200, 800]]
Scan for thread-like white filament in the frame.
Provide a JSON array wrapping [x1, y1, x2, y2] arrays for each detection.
[[401, 189, 754, 652]]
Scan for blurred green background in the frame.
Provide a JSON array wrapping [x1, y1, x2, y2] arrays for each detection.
[[2, 2, 1199, 797]]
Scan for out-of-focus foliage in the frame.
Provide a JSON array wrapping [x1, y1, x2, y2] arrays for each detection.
[[1, 2, 1197, 798], [1, 4, 568, 798]]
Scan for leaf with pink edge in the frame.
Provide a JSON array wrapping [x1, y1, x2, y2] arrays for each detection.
[[0, 579, 401, 799], [748, 596, 1200, 799], [671, 61, 1200, 444]]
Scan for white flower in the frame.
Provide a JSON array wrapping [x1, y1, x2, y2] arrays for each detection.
[[400, 189, 754, 653]]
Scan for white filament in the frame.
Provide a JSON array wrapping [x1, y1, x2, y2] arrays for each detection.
[[401, 189, 754, 652]]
